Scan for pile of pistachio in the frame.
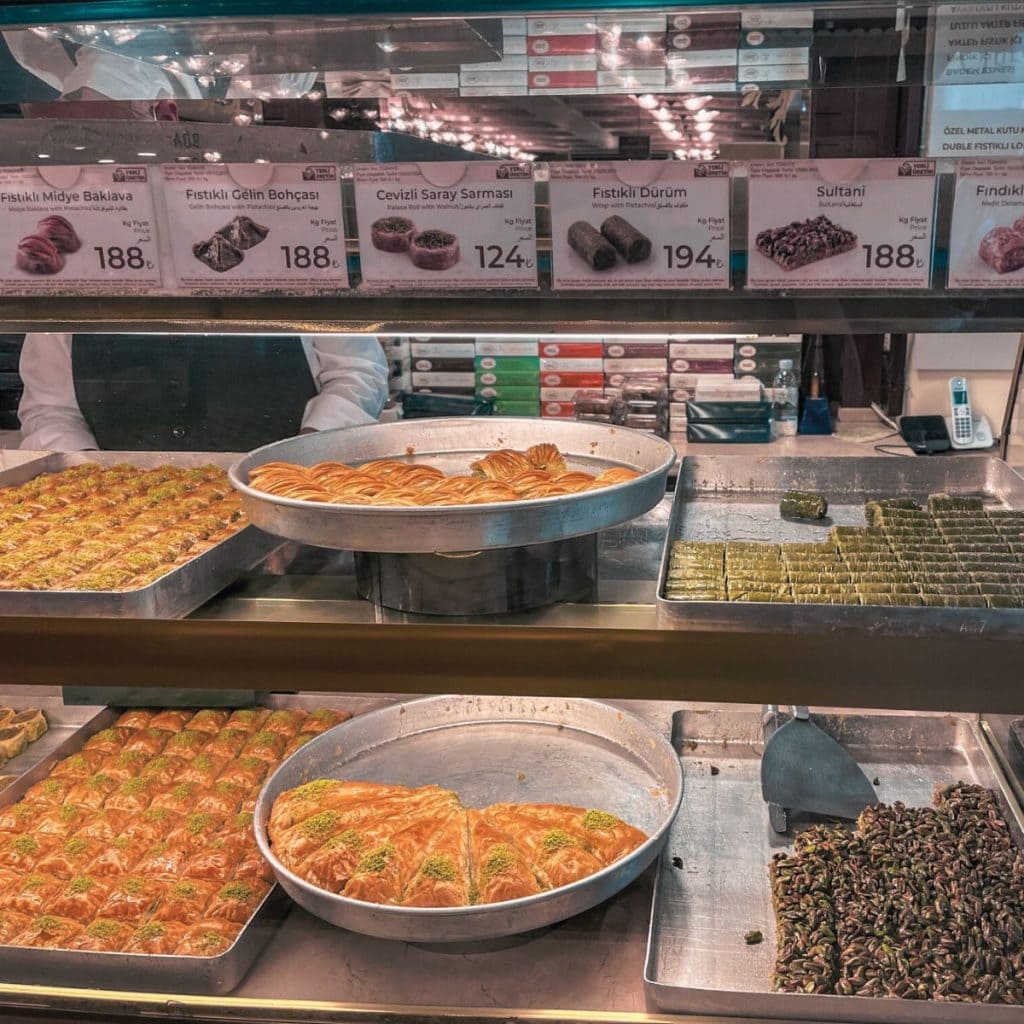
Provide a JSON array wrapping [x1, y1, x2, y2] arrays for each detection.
[[771, 783, 1024, 1003]]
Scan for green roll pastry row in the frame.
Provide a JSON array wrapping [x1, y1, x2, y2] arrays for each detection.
[[664, 494, 1024, 607]]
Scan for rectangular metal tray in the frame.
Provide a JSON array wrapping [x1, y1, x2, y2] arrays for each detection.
[[0, 704, 290, 995], [0, 452, 281, 618], [657, 454, 1024, 638], [0, 692, 402, 995], [644, 707, 1024, 1023], [0, 694, 107, 791]]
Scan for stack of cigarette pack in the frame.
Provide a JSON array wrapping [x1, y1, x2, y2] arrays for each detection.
[[595, 15, 668, 93], [540, 338, 606, 418], [666, 10, 740, 91], [460, 18, 528, 97], [475, 340, 541, 415], [411, 338, 476, 396], [738, 9, 812, 86], [527, 17, 598, 95]]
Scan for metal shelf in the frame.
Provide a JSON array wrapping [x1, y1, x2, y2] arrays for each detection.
[[1, 291, 1021, 335], [2, 589, 1023, 712]]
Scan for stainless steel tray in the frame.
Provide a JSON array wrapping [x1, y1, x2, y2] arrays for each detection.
[[230, 419, 676, 553], [0, 703, 297, 995], [0, 695, 106, 790], [644, 707, 1024, 1023], [657, 454, 1024, 638], [255, 695, 683, 942], [0, 452, 281, 618]]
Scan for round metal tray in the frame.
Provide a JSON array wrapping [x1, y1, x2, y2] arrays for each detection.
[[229, 418, 676, 552], [254, 695, 683, 942]]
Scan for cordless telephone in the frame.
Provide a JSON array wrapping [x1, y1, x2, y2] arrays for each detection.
[[946, 377, 994, 451]]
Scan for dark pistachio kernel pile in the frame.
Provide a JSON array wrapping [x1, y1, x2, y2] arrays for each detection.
[[771, 783, 1024, 1003]]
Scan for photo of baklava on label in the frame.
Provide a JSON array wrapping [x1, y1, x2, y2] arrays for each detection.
[[408, 229, 461, 271], [16, 216, 83, 275], [193, 216, 269, 273], [755, 215, 857, 271], [217, 215, 269, 252], [566, 217, 652, 272], [370, 216, 415, 253], [978, 219, 1024, 275], [192, 234, 244, 273]]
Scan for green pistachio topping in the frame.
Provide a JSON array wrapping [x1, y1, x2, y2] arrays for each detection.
[[293, 779, 335, 800], [300, 811, 341, 841], [355, 844, 394, 874], [185, 813, 214, 835], [323, 828, 362, 853], [541, 829, 575, 851], [87, 920, 121, 938], [482, 844, 517, 879], [420, 854, 457, 882], [219, 881, 254, 901], [582, 810, 621, 831]]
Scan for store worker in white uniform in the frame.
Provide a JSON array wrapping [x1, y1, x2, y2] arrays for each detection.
[[19, 334, 390, 452], [6, 29, 390, 452]]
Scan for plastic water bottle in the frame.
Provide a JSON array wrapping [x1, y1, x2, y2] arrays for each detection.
[[772, 359, 799, 438]]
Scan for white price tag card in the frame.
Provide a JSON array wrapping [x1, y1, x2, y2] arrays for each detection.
[[949, 159, 1024, 288], [0, 165, 162, 294], [354, 161, 537, 289], [746, 159, 937, 289], [162, 163, 348, 295], [548, 160, 730, 290]]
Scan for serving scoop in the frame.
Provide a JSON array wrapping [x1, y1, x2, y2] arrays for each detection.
[[760, 706, 877, 833]]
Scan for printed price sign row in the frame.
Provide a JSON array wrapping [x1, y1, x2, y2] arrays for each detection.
[[0, 165, 162, 294], [354, 161, 538, 290], [161, 163, 349, 295], [548, 161, 731, 290], [746, 159, 937, 290]]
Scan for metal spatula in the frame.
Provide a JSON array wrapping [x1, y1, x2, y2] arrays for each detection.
[[760, 706, 877, 834]]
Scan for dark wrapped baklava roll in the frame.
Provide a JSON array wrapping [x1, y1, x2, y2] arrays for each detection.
[[779, 491, 829, 520], [600, 215, 652, 264], [568, 220, 616, 271]]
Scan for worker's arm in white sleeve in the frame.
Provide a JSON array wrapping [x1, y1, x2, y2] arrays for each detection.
[[18, 334, 99, 451], [301, 335, 389, 432]]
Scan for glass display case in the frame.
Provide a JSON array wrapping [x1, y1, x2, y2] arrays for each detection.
[[0, 0, 1022, 1020]]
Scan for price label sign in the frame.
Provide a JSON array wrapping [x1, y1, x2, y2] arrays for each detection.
[[548, 161, 731, 290], [0, 165, 162, 295], [948, 159, 1024, 289], [746, 159, 937, 290], [354, 161, 537, 289], [162, 163, 348, 295]]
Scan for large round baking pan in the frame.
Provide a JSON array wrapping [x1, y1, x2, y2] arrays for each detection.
[[254, 695, 682, 942], [229, 418, 676, 552]]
